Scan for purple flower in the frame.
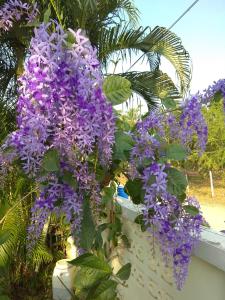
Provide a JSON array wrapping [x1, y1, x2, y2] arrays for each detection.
[[0, 1, 38, 32]]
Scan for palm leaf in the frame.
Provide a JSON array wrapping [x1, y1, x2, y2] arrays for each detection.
[[98, 25, 148, 65], [120, 70, 181, 109], [140, 26, 191, 93]]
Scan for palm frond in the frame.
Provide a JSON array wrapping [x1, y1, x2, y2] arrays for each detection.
[[140, 26, 192, 93], [97, 0, 139, 25], [120, 70, 181, 109], [98, 25, 148, 65]]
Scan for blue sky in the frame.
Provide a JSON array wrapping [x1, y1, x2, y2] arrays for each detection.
[[133, 0, 225, 93]]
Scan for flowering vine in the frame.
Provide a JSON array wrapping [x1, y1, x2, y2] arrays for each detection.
[[0, 0, 38, 32], [0, 21, 115, 248], [0, 0, 225, 292]]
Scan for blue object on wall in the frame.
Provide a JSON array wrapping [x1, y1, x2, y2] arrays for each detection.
[[117, 185, 129, 199]]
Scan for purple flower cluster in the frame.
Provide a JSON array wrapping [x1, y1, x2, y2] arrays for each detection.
[[0, 0, 38, 32], [201, 78, 225, 111], [180, 95, 208, 153], [131, 111, 203, 289], [1, 21, 115, 247]]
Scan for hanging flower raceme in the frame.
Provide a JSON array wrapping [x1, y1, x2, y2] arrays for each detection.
[[130, 109, 203, 289], [180, 95, 208, 153], [0, 0, 38, 32], [0, 21, 115, 248]]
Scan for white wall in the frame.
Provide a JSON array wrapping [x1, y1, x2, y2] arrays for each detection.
[[115, 198, 225, 300]]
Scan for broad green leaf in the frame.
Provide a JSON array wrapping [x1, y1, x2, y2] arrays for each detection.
[[162, 97, 177, 109], [90, 279, 118, 300], [116, 263, 131, 280], [0, 231, 10, 245], [103, 76, 132, 106], [113, 131, 134, 161], [79, 198, 96, 250], [74, 266, 108, 293], [42, 149, 60, 172], [69, 253, 112, 274], [166, 168, 187, 197], [43, 6, 51, 23], [125, 179, 144, 204], [183, 205, 199, 216], [164, 144, 187, 161], [62, 170, 77, 190]]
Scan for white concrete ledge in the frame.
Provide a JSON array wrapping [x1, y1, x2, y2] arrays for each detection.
[[116, 196, 225, 272]]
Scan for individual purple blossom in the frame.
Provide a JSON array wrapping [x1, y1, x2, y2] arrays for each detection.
[[0, 0, 38, 32]]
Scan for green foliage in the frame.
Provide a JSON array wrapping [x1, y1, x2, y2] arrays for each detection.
[[42, 148, 60, 172], [62, 170, 78, 190], [183, 205, 199, 216], [164, 143, 187, 161], [70, 251, 130, 300], [79, 198, 96, 251], [103, 75, 132, 105], [166, 168, 188, 197], [125, 178, 144, 204], [70, 253, 112, 274], [120, 70, 180, 109], [116, 263, 131, 280], [113, 131, 134, 161], [134, 214, 147, 232], [162, 97, 177, 109]]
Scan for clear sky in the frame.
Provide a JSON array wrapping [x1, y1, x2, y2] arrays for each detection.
[[133, 0, 225, 93]]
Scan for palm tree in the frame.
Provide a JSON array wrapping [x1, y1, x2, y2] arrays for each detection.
[[0, 0, 191, 138]]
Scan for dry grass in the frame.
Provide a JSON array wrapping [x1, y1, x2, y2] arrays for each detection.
[[187, 171, 225, 206]]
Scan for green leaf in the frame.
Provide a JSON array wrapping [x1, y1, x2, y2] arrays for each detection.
[[42, 149, 60, 172], [134, 214, 147, 232], [90, 279, 118, 300], [69, 253, 112, 274], [0, 231, 10, 245], [125, 179, 144, 204], [103, 75, 132, 106], [183, 205, 199, 216], [162, 97, 177, 109], [116, 263, 131, 280], [62, 170, 77, 190], [74, 266, 108, 294], [43, 6, 51, 23], [166, 168, 188, 197], [113, 131, 134, 161], [164, 143, 187, 161], [79, 198, 96, 250]]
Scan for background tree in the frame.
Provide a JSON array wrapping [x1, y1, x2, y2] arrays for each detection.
[[186, 99, 225, 175]]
